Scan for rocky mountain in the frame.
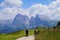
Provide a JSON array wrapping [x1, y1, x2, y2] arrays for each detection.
[[0, 20, 13, 33], [29, 14, 57, 28], [29, 16, 35, 29], [0, 14, 58, 34], [12, 14, 29, 31]]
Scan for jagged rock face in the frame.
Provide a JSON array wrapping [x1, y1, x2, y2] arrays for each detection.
[[0, 14, 58, 34], [29, 14, 57, 28], [29, 16, 35, 28], [12, 14, 29, 31]]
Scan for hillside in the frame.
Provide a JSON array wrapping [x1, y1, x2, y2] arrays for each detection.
[[35, 26, 60, 40], [0, 30, 34, 40]]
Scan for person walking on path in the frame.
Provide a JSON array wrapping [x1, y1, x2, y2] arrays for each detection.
[[25, 29, 28, 37], [34, 29, 37, 36]]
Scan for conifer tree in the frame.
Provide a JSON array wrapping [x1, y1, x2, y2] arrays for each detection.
[[57, 21, 60, 26]]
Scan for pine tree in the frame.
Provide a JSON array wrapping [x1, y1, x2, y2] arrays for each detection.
[[57, 21, 60, 26], [53, 21, 60, 29]]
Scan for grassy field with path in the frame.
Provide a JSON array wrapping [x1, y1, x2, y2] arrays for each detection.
[[0, 30, 34, 40]]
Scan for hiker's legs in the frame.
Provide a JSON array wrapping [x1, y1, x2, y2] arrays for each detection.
[[25, 30, 28, 36], [26, 32, 28, 36], [34, 31, 36, 36]]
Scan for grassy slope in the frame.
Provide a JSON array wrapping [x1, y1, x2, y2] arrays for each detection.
[[35, 27, 60, 40], [0, 30, 34, 40]]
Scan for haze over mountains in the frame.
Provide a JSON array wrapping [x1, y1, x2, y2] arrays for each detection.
[[0, 14, 58, 33]]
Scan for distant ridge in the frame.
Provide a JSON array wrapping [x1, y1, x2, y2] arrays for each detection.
[[0, 14, 58, 33]]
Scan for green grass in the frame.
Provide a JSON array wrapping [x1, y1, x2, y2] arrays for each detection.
[[35, 28, 60, 40], [0, 30, 34, 40]]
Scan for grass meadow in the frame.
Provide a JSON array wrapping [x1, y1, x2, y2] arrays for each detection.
[[35, 26, 60, 40], [0, 30, 34, 40]]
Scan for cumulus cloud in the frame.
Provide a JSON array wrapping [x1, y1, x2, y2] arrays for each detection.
[[5, 0, 23, 7], [26, 4, 48, 18], [0, 7, 26, 20], [0, 0, 25, 20], [0, 0, 23, 7], [26, 0, 60, 21], [0, 0, 60, 21], [48, 0, 60, 10]]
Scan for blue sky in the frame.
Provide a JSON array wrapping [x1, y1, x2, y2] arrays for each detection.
[[22, 0, 55, 8], [0, 0, 4, 3], [0, 0, 55, 8]]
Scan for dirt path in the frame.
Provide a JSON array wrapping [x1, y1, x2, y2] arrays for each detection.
[[16, 35, 35, 40]]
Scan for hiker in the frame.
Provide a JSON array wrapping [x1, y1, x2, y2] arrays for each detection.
[[34, 29, 37, 36], [25, 29, 28, 37]]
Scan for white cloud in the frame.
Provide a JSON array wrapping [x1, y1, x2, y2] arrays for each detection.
[[26, 4, 48, 18], [0, 0, 60, 21], [0, 0, 23, 7], [5, 0, 23, 7], [0, 0, 25, 20], [0, 2, 6, 8], [25, 0, 60, 21], [48, 0, 60, 9], [0, 7, 25, 20]]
